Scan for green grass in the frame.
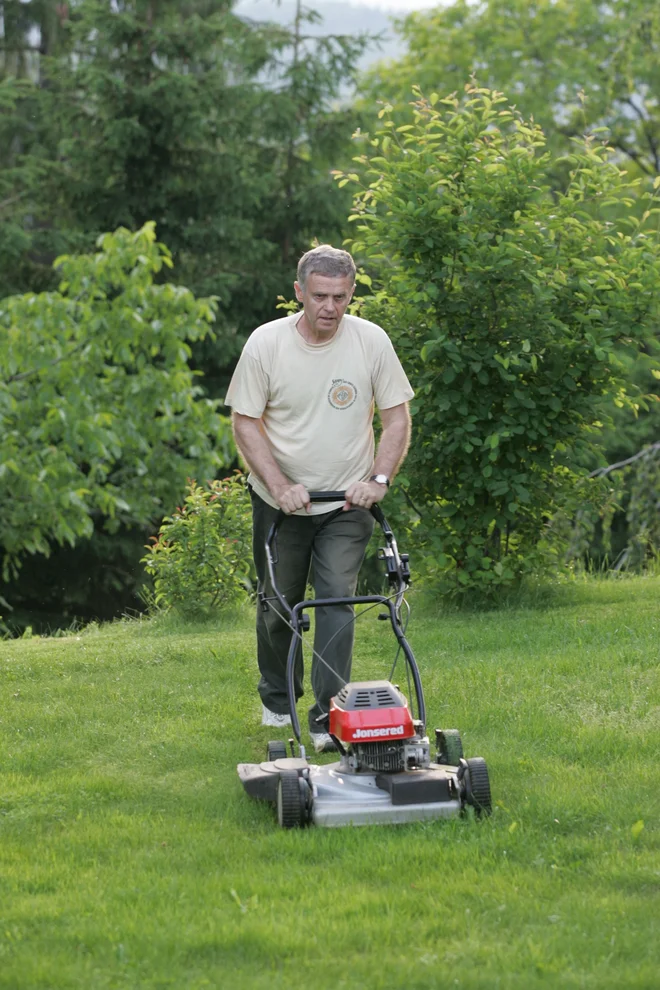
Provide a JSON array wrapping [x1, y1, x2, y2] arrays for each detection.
[[1, 577, 659, 989]]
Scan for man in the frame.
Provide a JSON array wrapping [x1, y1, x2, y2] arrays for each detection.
[[225, 244, 413, 752]]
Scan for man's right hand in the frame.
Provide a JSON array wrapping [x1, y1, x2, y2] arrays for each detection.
[[271, 482, 311, 515]]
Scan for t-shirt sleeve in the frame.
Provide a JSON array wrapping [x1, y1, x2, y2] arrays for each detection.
[[224, 344, 270, 418], [372, 335, 415, 410]]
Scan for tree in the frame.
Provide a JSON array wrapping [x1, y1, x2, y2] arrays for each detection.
[[250, 0, 368, 273], [0, 0, 72, 298], [584, 442, 660, 569], [338, 87, 660, 593], [1, 0, 369, 374], [363, 0, 660, 176], [0, 222, 229, 582], [360, 0, 660, 570], [0, 0, 371, 626]]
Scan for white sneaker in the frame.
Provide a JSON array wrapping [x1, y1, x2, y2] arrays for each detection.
[[261, 705, 292, 728], [311, 732, 337, 754]]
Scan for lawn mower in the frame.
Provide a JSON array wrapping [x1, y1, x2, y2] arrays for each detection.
[[237, 492, 492, 828]]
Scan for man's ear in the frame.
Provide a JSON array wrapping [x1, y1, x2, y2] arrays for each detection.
[[293, 280, 304, 302]]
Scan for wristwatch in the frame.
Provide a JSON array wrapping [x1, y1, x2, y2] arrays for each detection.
[[370, 474, 390, 488]]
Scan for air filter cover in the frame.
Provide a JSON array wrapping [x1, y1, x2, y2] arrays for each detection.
[[329, 680, 415, 743]]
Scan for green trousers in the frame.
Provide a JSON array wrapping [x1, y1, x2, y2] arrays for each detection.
[[250, 488, 374, 733]]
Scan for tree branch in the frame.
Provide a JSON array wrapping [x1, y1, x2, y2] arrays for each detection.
[[610, 139, 655, 176], [3, 339, 87, 386], [590, 441, 660, 478], [0, 191, 29, 214], [621, 95, 649, 123], [615, 98, 660, 173]]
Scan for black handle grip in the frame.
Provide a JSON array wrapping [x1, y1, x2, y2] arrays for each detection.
[[307, 490, 388, 530], [307, 491, 346, 503]]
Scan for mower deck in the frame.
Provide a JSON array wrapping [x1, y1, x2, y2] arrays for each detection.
[[237, 757, 463, 827]]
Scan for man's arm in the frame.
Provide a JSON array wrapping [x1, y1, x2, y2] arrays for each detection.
[[372, 402, 411, 479], [232, 411, 311, 514], [345, 402, 411, 510]]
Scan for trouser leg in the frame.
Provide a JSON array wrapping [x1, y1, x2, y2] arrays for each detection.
[[307, 507, 374, 733], [250, 490, 314, 714]]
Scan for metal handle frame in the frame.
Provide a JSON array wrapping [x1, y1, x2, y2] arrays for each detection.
[[263, 491, 426, 744]]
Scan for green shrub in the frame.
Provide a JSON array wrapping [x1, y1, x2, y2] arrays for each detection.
[[339, 85, 660, 596], [141, 474, 253, 616], [0, 222, 229, 579]]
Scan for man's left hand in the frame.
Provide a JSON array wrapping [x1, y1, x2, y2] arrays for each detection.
[[344, 479, 388, 512]]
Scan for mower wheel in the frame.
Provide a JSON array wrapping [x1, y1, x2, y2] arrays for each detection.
[[267, 740, 288, 761], [298, 775, 313, 826], [436, 729, 463, 766], [277, 770, 308, 828], [464, 757, 492, 817]]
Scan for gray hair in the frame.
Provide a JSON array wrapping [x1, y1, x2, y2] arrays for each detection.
[[297, 244, 356, 287]]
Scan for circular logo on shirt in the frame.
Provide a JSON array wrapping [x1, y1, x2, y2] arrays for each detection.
[[328, 379, 357, 410]]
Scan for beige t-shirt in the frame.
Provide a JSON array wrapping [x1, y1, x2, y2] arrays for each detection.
[[224, 312, 414, 514]]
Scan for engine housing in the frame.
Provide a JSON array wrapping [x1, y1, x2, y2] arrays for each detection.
[[329, 680, 430, 773]]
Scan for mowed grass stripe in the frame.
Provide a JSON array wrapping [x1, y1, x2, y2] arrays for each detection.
[[0, 579, 658, 989]]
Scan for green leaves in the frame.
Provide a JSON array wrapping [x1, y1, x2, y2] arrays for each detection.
[[362, 0, 660, 175], [346, 86, 660, 596], [141, 475, 253, 616], [0, 0, 369, 383], [0, 224, 231, 578]]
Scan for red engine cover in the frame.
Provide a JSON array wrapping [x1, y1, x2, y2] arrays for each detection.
[[329, 700, 415, 744]]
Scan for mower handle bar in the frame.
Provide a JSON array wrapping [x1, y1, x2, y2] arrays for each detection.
[[268, 490, 390, 531], [261, 490, 425, 743], [307, 490, 347, 502]]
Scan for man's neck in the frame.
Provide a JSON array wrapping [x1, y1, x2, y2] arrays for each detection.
[[295, 312, 340, 346]]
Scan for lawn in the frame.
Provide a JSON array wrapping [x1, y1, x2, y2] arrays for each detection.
[[0, 577, 659, 989]]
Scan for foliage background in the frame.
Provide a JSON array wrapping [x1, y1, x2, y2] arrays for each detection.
[[0, 224, 228, 623], [339, 87, 660, 594], [0, 0, 370, 629], [361, 0, 660, 570], [2, 0, 660, 625]]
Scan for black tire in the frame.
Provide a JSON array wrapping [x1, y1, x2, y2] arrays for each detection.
[[267, 740, 288, 761], [298, 775, 313, 826], [465, 757, 492, 817], [277, 770, 305, 829], [436, 729, 464, 766]]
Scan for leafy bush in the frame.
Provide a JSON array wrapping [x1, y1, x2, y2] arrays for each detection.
[[0, 222, 231, 579], [141, 475, 253, 617], [338, 86, 660, 595]]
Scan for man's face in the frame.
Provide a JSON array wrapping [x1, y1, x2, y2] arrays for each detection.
[[294, 273, 355, 339]]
